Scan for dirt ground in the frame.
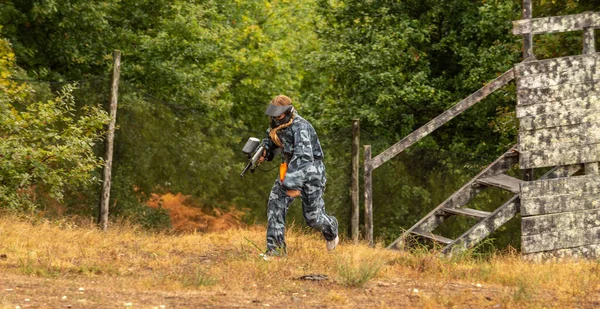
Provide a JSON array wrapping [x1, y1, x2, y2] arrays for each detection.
[[1, 217, 598, 308], [0, 271, 543, 309]]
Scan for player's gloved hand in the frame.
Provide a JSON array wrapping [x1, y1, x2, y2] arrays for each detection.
[[258, 150, 267, 163]]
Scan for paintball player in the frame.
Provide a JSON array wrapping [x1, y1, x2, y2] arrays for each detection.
[[259, 95, 339, 257]]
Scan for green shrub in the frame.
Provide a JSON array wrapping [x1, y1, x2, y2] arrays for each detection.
[[0, 38, 109, 210]]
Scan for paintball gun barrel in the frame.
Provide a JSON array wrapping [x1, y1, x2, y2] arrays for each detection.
[[240, 137, 266, 177]]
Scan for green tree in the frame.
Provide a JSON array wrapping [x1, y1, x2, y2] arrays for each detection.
[[308, 0, 597, 246], [0, 37, 109, 210], [0, 0, 117, 79], [0, 0, 324, 224]]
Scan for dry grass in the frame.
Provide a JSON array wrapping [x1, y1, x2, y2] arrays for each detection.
[[0, 214, 599, 308]]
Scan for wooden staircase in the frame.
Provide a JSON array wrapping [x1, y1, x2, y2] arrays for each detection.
[[386, 146, 582, 255]]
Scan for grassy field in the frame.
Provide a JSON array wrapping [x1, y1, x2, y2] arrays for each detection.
[[0, 214, 599, 308]]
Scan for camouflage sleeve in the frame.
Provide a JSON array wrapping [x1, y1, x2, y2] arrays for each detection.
[[262, 129, 277, 161], [282, 122, 314, 191]]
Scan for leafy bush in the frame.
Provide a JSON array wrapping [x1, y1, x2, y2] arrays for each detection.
[[0, 38, 109, 210]]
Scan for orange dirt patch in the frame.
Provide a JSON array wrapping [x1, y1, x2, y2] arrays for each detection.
[[146, 192, 245, 233]]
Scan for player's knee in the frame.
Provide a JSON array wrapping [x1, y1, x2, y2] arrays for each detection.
[[304, 212, 321, 229]]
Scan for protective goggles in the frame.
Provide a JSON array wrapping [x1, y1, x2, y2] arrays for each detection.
[[265, 104, 293, 117]]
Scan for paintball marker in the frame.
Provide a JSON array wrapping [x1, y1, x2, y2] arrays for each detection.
[[240, 137, 266, 177]]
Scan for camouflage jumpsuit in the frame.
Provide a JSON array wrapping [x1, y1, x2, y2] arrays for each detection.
[[263, 114, 338, 254]]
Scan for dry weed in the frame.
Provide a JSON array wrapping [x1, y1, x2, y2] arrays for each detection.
[[0, 214, 599, 308]]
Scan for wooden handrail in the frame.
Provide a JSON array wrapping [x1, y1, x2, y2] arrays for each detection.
[[370, 68, 516, 170], [513, 11, 600, 35]]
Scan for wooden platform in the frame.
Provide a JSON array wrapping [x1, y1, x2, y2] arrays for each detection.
[[521, 175, 600, 259], [515, 53, 600, 169]]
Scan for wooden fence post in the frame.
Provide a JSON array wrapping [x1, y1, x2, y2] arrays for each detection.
[[351, 119, 360, 243], [364, 145, 373, 247], [583, 25, 596, 55], [522, 0, 535, 181], [98, 50, 122, 231], [522, 0, 534, 60]]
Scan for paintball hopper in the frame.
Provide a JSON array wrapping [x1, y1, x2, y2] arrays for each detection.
[[242, 137, 261, 156], [240, 137, 266, 177]]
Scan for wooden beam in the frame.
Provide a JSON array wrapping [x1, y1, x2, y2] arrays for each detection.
[[443, 195, 519, 256], [386, 146, 519, 250], [515, 61, 595, 90], [519, 143, 600, 169], [522, 194, 600, 217], [520, 164, 583, 217], [522, 0, 534, 59], [522, 0, 536, 186], [521, 174, 600, 199], [519, 123, 600, 152], [519, 109, 600, 131], [515, 53, 596, 80], [443, 207, 491, 220], [583, 25, 597, 174], [370, 68, 515, 170], [516, 95, 600, 118], [584, 27, 596, 54], [411, 229, 453, 245], [523, 244, 600, 261], [517, 83, 599, 107], [444, 165, 579, 256], [522, 226, 600, 253], [98, 50, 122, 231], [522, 209, 600, 236], [364, 145, 373, 247], [513, 12, 600, 35], [476, 174, 522, 193], [542, 164, 582, 179], [585, 162, 599, 175], [351, 119, 360, 243]]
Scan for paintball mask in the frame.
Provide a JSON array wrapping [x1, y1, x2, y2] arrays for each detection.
[[265, 104, 295, 128]]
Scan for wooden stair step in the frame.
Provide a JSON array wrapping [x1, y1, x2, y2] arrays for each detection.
[[476, 174, 521, 193], [386, 145, 520, 251], [443, 207, 491, 219], [411, 229, 454, 245]]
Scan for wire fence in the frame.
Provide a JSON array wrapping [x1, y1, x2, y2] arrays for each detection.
[[2, 75, 516, 242]]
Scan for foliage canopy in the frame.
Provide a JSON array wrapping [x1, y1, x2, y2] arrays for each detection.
[[1, 0, 597, 247]]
